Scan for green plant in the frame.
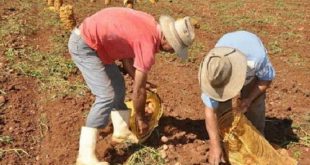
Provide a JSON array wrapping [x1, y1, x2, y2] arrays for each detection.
[[292, 150, 301, 160], [268, 41, 282, 55], [38, 113, 49, 138], [0, 148, 29, 158], [4, 48, 15, 61], [0, 135, 29, 158], [125, 145, 165, 165], [0, 135, 13, 144]]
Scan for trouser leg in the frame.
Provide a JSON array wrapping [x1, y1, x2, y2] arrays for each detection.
[[68, 31, 127, 128], [241, 78, 266, 135]]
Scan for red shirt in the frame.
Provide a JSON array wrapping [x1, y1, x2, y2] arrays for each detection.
[[80, 7, 161, 72]]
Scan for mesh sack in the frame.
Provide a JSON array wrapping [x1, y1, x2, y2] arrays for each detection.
[[149, 0, 158, 3], [126, 91, 163, 143], [104, 0, 110, 5], [54, 0, 63, 11], [47, 0, 54, 6], [59, 5, 76, 31], [218, 111, 297, 165]]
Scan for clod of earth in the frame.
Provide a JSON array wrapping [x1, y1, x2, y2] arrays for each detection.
[[162, 144, 168, 150], [160, 150, 167, 159], [0, 95, 5, 105], [161, 136, 169, 143]]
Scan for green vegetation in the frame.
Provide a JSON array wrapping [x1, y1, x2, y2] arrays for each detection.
[[0, 136, 12, 144], [38, 113, 49, 139], [0, 135, 28, 158], [1, 0, 87, 99], [125, 145, 165, 165], [0, 0, 86, 159], [268, 41, 282, 55]]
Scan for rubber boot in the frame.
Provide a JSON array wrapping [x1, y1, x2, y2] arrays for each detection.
[[111, 110, 139, 144], [76, 127, 109, 165]]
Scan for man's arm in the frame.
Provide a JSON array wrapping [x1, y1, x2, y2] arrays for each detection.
[[240, 80, 272, 113], [204, 106, 225, 165], [121, 58, 135, 78], [133, 69, 148, 134], [122, 58, 157, 90]]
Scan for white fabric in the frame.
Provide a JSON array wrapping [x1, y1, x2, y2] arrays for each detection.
[[76, 127, 109, 165], [111, 110, 138, 143]]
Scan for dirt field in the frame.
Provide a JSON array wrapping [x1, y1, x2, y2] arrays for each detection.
[[0, 0, 309, 164]]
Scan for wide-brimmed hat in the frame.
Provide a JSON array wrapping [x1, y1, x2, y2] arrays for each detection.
[[198, 47, 247, 101], [159, 15, 195, 59]]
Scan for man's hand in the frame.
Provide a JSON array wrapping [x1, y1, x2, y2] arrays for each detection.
[[204, 106, 226, 164], [135, 115, 149, 135], [121, 58, 135, 78], [237, 80, 272, 113], [133, 69, 149, 136], [209, 140, 226, 165], [238, 98, 252, 113]]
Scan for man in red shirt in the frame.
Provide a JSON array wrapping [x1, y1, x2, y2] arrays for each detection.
[[68, 7, 195, 165]]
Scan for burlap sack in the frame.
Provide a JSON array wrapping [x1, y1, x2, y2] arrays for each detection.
[[59, 5, 76, 31], [219, 111, 297, 165]]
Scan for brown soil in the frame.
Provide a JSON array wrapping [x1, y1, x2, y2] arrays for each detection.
[[0, 0, 309, 165]]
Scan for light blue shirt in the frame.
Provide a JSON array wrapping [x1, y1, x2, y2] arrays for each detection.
[[202, 31, 275, 109]]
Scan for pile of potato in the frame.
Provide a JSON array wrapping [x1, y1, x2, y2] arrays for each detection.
[[59, 5, 76, 30]]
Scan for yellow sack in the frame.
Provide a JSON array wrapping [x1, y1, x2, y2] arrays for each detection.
[[54, 0, 63, 11], [125, 91, 163, 143], [218, 111, 297, 165], [59, 5, 76, 31]]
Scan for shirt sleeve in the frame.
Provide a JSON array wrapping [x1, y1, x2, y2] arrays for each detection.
[[255, 56, 276, 81], [133, 39, 156, 73], [201, 93, 219, 109]]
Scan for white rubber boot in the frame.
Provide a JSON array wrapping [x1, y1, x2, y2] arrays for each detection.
[[76, 127, 109, 165], [111, 110, 139, 144]]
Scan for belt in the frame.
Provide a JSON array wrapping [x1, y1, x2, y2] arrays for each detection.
[[73, 27, 80, 36]]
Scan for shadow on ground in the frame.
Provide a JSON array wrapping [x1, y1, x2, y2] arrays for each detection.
[[265, 117, 299, 147]]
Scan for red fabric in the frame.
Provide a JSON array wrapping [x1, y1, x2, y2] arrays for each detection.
[[80, 7, 161, 72]]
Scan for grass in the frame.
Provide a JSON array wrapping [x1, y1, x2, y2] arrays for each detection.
[[0, 1, 37, 39], [0, 136, 13, 144], [1, 0, 87, 99], [288, 53, 305, 67], [267, 41, 282, 55], [38, 113, 49, 139], [4, 45, 87, 98], [0, 148, 29, 158], [187, 41, 205, 63], [125, 144, 165, 165], [291, 123, 310, 148], [0, 135, 28, 158], [292, 149, 301, 160]]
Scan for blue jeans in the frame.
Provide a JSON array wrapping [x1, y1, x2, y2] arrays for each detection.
[[68, 29, 127, 128]]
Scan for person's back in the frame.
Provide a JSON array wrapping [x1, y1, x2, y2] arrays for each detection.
[[215, 30, 274, 85], [80, 7, 161, 68]]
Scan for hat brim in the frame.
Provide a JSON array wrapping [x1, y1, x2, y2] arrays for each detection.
[[159, 15, 188, 59], [199, 47, 247, 101]]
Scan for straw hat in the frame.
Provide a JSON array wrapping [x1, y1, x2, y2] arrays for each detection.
[[198, 47, 247, 101], [159, 15, 195, 59]]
